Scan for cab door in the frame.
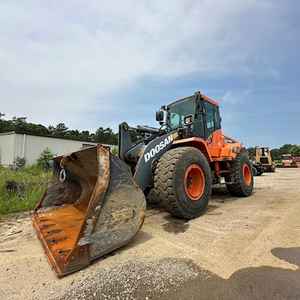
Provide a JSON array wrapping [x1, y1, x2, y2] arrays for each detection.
[[203, 101, 224, 157], [192, 96, 206, 138]]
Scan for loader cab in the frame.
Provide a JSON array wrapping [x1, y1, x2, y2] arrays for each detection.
[[160, 93, 221, 139]]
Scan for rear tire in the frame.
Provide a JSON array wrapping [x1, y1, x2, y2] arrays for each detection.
[[226, 151, 253, 197], [153, 147, 212, 219]]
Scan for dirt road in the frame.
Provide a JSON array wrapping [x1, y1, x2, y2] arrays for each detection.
[[1, 169, 300, 299]]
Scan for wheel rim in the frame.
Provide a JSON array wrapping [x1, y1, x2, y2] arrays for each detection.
[[243, 163, 252, 186], [184, 164, 205, 201]]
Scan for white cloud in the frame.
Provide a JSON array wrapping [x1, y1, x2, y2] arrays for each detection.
[[0, 0, 295, 130], [221, 90, 253, 105]]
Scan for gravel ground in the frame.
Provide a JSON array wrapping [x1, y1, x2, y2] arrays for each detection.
[[55, 258, 202, 300], [1, 168, 300, 299]]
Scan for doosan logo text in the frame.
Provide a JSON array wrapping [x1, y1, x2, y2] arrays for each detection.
[[144, 135, 173, 163]]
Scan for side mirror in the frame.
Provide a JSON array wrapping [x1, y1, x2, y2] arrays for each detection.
[[156, 110, 164, 122], [184, 115, 193, 126]]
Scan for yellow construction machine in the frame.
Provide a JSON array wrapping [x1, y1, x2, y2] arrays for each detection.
[[255, 147, 276, 172]]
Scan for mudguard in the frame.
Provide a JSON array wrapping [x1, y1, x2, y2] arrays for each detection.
[[134, 132, 178, 191]]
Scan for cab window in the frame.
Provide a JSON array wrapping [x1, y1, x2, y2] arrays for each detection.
[[204, 102, 221, 137], [168, 97, 195, 130]]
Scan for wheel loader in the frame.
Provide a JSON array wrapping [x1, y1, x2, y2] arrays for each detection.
[[33, 91, 253, 277], [255, 147, 276, 172]]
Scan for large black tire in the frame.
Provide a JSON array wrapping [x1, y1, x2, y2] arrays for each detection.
[[226, 151, 254, 197], [152, 147, 212, 219]]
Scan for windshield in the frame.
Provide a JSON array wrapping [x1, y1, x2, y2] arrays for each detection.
[[167, 97, 195, 130]]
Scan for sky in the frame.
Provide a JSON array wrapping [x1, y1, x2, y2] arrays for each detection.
[[0, 0, 299, 147]]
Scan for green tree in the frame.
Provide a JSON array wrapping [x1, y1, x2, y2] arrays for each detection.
[[65, 129, 81, 140], [271, 148, 281, 161], [52, 123, 68, 137], [0, 115, 119, 144], [12, 117, 27, 133], [0, 118, 14, 132], [94, 127, 118, 145], [279, 144, 293, 155], [80, 130, 91, 141], [290, 145, 300, 156], [37, 148, 55, 170]]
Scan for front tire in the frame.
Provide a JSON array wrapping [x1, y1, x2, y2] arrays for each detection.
[[153, 147, 212, 219], [226, 151, 254, 197]]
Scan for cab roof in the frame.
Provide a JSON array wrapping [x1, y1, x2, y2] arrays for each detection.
[[202, 95, 219, 106], [168, 92, 219, 107]]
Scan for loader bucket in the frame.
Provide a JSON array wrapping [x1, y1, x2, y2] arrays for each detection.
[[32, 145, 146, 277]]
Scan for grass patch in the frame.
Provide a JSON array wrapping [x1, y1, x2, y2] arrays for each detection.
[[0, 165, 52, 216]]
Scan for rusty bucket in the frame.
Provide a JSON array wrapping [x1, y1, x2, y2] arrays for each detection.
[[32, 145, 146, 277]]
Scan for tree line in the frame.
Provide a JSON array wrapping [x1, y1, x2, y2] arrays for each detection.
[[0, 114, 118, 145], [269, 144, 300, 160], [1, 114, 299, 154], [248, 144, 300, 161]]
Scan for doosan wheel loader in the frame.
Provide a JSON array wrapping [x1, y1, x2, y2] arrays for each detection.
[[33, 91, 253, 277]]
